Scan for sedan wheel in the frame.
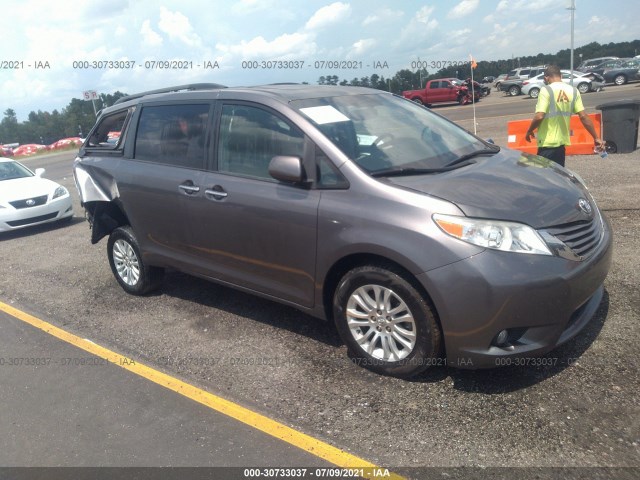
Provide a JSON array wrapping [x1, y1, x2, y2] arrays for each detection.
[[333, 265, 441, 377], [577, 83, 590, 94], [508, 85, 520, 96], [107, 226, 163, 295], [614, 74, 627, 85], [529, 87, 540, 99]]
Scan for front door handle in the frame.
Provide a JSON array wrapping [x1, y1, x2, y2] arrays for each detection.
[[179, 182, 200, 195], [205, 185, 228, 200]]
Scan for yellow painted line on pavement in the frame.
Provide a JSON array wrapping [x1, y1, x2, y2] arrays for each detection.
[[0, 300, 404, 480]]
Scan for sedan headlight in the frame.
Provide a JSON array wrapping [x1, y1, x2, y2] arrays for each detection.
[[52, 186, 68, 199], [433, 214, 552, 255]]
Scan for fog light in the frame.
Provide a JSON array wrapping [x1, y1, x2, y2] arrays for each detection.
[[494, 329, 509, 347]]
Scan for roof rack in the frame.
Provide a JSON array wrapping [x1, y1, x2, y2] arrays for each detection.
[[114, 83, 227, 104]]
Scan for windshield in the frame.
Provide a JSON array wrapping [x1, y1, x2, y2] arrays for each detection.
[[0, 161, 33, 181], [292, 92, 489, 174]]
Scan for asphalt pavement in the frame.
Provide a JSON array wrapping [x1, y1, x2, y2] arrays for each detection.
[[0, 309, 337, 468]]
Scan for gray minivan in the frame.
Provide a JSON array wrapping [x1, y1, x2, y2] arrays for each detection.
[[74, 83, 612, 377]]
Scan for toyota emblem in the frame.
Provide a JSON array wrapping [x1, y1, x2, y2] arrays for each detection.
[[26, 199, 36, 206], [578, 198, 592, 215]]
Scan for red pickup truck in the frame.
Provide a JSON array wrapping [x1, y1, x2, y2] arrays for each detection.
[[402, 78, 475, 106]]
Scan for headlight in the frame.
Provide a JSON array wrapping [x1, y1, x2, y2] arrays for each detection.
[[433, 214, 552, 255], [52, 186, 68, 199]]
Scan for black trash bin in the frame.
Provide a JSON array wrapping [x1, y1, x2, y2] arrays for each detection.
[[596, 99, 640, 153]]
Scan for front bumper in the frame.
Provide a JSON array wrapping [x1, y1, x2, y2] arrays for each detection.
[[0, 196, 73, 232], [417, 214, 613, 369]]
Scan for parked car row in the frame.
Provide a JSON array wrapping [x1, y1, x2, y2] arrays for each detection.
[[493, 55, 639, 97], [577, 56, 640, 85], [521, 70, 599, 98]]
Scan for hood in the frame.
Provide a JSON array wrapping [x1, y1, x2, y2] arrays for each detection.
[[0, 176, 58, 203], [386, 150, 595, 229]]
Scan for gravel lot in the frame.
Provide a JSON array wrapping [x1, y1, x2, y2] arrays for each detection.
[[1, 105, 638, 478]]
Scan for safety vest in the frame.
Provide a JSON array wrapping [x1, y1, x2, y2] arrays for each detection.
[[543, 84, 578, 119]]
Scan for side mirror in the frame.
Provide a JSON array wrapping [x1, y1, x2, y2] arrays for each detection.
[[34, 168, 45, 177], [269, 156, 305, 184]]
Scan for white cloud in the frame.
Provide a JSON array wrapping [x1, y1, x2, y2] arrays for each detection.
[[448, 0, 480, 19], [495, 0, 556, 13], [496, 0, 509, 12], [232, 0, 271, 14], [157, 7, 201, 47], [415, 6, 435, 23], [362, 8, 403, 26], [217, 32, 317, 60], [449, 28, 472, 45], [141, 20, 163, 47], [350, 39, 376, 56], [305, 2, 351, 30], [486, 22, 519, 48]]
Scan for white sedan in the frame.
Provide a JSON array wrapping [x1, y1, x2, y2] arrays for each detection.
[[0, 159, 73, 232], [521, 70, 595, 98]]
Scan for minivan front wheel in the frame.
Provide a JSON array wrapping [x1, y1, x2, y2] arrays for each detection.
[[333, 266, 441, 377], [107, 226, 163, 295]]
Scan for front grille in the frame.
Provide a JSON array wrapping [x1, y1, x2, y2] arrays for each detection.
[[9, 194, 48, 209], [545, 218, 603, 259], [6, 212, 58, 227]]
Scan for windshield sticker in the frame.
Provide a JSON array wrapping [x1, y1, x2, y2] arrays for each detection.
[[299, 105, 350, 124]]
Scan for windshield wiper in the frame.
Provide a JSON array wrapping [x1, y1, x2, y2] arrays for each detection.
[[371, 160, 476, 178], [371, 146, 500, 178], [443, 147, 500, 168]]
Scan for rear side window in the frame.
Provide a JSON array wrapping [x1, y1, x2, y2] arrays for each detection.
[[134, 104, 209, 169], [87, 109, 130, 149], [217, 104, 304, 180]]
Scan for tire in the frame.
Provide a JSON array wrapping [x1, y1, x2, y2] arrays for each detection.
[[577, 82, 590, 94], [529, 87, 540, 99], [614, 74, 627, 86], [333, 265, 441, 378], [508, 85, 520, 96], [411, 97, 423, 105], [107, 226, 163, 295]]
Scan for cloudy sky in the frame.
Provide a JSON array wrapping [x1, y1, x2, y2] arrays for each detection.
[[1, 0, 638, 120]]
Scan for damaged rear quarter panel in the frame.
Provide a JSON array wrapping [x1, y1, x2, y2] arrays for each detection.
[[73, 157, 128, 244]]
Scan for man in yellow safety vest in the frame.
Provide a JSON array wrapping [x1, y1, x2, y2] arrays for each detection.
[[525, 65, 604, 167]]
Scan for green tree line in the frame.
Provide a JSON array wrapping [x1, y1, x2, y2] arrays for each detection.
[[0, 92, 127, 146], [1, 40, 637, 145]]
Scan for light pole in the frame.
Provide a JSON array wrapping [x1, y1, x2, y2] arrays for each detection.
[[568, 0, 576, 86]]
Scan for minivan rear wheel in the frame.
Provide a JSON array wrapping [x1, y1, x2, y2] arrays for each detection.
[[333, 265, 441, 377], [107, 226, 163, 295]]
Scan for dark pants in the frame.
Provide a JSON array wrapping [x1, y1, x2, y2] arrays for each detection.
[[537, 146, 566, 167]]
